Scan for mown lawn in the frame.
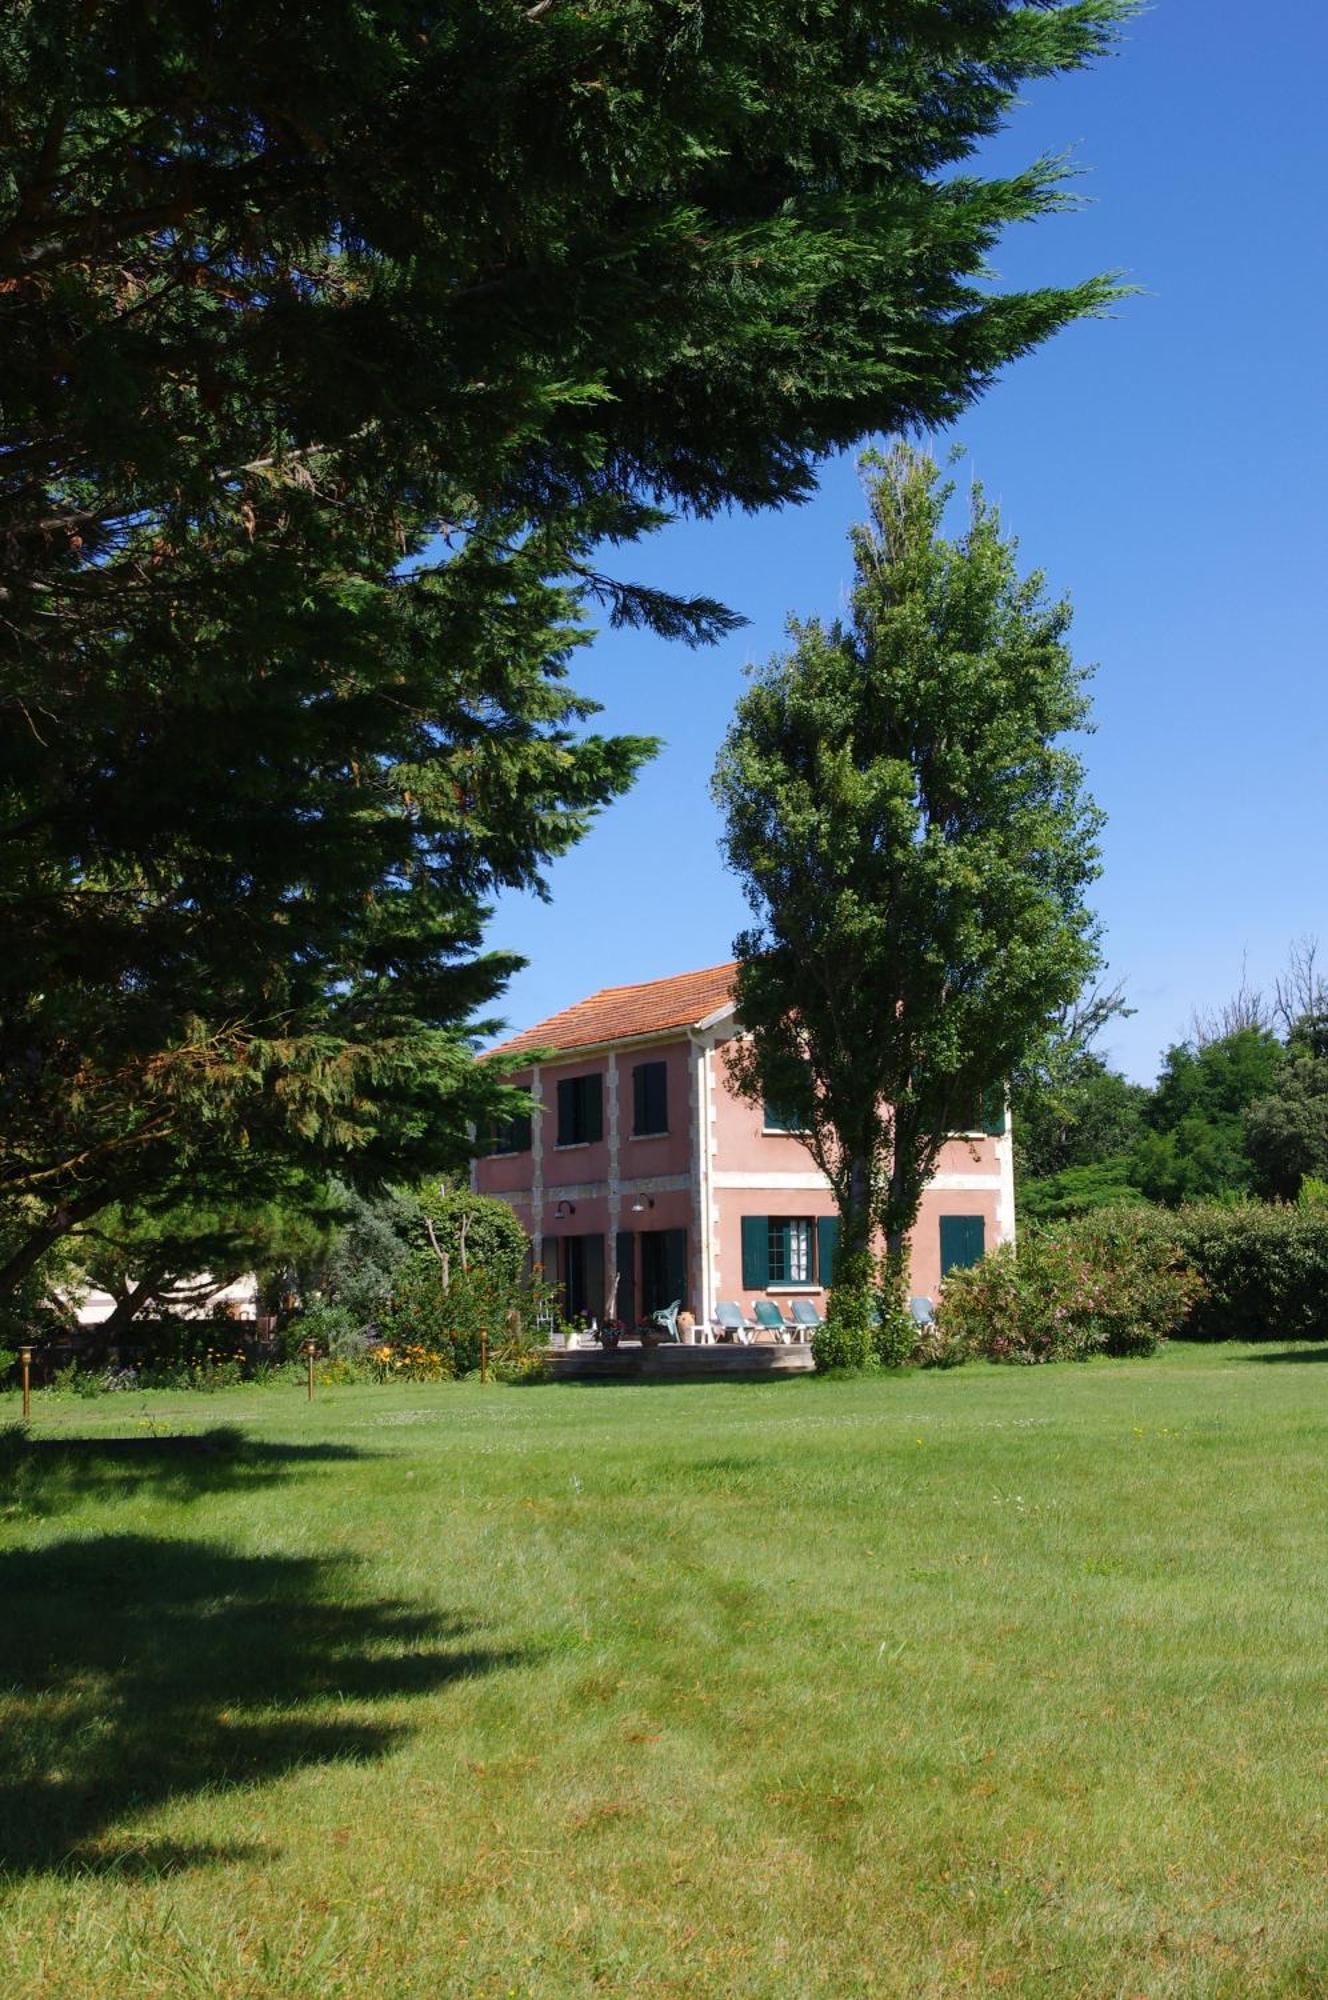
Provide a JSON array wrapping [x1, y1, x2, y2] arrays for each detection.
[[2, 1344, 1327, 1998]]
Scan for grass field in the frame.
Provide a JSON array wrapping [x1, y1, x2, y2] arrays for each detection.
[[3, 1344, 1327, 1998]]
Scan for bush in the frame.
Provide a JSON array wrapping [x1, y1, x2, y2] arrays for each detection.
[[871, 1298, 918, 1369], [1167, 1202, 1328, 1340], [376, 1255, 556, 1380], [813, 1256, 875, 1371], [937, 1207, 1200, 1365]]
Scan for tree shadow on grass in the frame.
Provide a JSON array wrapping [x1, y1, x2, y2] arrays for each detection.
[[0, 1424, 377, 1518], [1244, 1345, 1328, 1363], [0, 1533, 531, 1880]]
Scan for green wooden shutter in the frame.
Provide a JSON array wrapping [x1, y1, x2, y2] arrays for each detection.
[[632, 1061, 667, 1135], [556, 1078, 575, 1145], [741, 1215, 769, 1289], [817, 1215, 839, 1286], [584, 1073, 603, 1143], [584, 1234, 606, 1321], [615, 1231, 636, 1328], [939, 1214, 986, 1276], [662, 1228, 687, 1308], [981, 1086, 1005, 1137]]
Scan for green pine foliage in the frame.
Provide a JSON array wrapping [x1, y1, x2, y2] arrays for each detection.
[[65, 1176, 345, 1339], [714, 444, 1103, 1340], [1, 2, 1134, 1291]]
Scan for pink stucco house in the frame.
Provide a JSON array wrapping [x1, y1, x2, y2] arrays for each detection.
[[474, 962, 1014, 1329]]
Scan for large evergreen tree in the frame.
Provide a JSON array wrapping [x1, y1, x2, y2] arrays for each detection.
[[714, 444, 1102, 1360], [0, 1, 1132, 1296]]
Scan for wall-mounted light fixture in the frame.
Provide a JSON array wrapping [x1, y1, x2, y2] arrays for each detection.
[[554, 1200, 576, 1219], [630, 1194, 655, 1213]]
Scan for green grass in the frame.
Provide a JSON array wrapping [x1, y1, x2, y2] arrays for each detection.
[[3, 1345, 1328, 1997]]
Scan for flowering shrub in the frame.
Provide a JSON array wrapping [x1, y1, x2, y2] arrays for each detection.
[[136, 1348, 249, 1392], [361, 1341, 451, 1383], [373, 1256, 557, 1380], [937, 1208, 1201, 1364]]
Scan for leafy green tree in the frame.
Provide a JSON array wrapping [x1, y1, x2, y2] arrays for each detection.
[[311, 1181, 528, 1332], [1131, 1030, 1285, 1207], [1012, 981, 1149, 1218], [1, 1, 1133, 1294], [1245, 1017, 1328, 1202], [1013, 982, 1146, 1177], [714, 444, 1103, 1358]]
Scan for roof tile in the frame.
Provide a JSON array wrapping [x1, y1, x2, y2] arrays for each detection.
[[489, 962, 737, 1059]]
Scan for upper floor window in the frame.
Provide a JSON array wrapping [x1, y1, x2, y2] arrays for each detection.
[[556, 1072, 603, 1146], [632, 1060, 668, 1136], [762, 1100, 807, 1134], [487, 1111, 532, 1156], [956, 1086, 1006, 1136]]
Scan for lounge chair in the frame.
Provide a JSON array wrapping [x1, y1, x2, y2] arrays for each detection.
[[909, 1295, 935, 1328], [789, 1298, 824, 1341], [752, 1299, 796, 1344], [713, 1300, 754, 1345], [645, 1300, 682, 1343]]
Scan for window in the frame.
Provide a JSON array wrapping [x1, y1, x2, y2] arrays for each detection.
[[487, 1111, 531, 1156], [632, 1060, 668, 1136], [767, 1218, 810, 1283], [953, 1085, 1006, 1136], [742, 1214, 836, 1288], [762, 1101, 805, 1134], [556, 1072, 603, 1146], [939, 1214, 985, 1275]]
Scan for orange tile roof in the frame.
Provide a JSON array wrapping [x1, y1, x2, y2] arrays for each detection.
[[489, 962, 738, 1059]]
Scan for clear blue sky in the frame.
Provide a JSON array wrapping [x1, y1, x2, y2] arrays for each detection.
[[485, 0, 1328, 1085]]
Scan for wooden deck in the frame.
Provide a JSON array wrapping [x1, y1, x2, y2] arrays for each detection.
[[544, 1339, 814, 1381]]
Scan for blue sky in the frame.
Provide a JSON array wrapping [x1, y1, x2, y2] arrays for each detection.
[[484, 0, 1328, 1085]]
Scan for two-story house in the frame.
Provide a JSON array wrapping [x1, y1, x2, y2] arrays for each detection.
[[474, 962, 1013, 1328]]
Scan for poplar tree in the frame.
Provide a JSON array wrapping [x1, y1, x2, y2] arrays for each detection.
[[714, 445, 1102, 1361], [0, 2, 1131, 1298]]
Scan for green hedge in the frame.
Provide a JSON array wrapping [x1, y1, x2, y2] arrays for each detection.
[[1167, 1203, 1328, 1340], [940, 1202, 1328, 1356]]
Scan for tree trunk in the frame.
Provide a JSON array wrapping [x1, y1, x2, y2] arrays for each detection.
[[821, 1152, 876, 1367], [880, 1144, 921, 1311], [0, 1193, 108, 1299], [99, 1269, 166, 1340]]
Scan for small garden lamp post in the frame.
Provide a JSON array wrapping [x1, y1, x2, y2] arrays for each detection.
[[302, 1337, 318, 1402], [19, 1343, 32, 1420]]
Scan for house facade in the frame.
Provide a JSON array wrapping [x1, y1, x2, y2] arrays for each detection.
[[474, 963, 1014, 1328]]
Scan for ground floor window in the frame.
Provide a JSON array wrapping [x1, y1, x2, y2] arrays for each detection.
[[741, 1215, 838, 1289], [768, 1217, 811, 1283]]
